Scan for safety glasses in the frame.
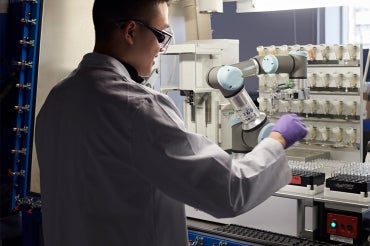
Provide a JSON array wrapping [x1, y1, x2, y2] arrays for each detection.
[[116, 19, 173, 51]]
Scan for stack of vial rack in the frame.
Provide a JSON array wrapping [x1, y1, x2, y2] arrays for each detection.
[[282, 158, 370, 202], [9, 0, 42, 210], [325, 162, 370, 202], [279, 160, 326, 195], [257, 44, 364, 163]]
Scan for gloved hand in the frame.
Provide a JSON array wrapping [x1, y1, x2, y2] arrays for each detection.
[[271, 113, 307, 148]]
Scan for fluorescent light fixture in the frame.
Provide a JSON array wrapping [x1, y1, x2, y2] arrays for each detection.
[[236, 0, 369, 12]]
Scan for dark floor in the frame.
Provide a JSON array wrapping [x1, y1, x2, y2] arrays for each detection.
[[0, 214, 22, 246]]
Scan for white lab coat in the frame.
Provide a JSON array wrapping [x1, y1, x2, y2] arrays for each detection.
[[35, 52, 291, 246]]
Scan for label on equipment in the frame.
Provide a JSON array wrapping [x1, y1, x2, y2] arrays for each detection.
[[290, 176, 302, 185], [330, 235, 353, 244], [236, 106, 256, 124]]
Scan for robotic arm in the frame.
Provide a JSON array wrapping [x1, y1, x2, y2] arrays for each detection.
[[207, 51, 308, 152]]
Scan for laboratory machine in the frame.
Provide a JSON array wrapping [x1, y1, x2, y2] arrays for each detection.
[[161, 40, 370, 245], [160, 39, 309, 156]]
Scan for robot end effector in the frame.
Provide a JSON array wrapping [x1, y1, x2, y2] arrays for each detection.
[[206, 51, 309, 150]]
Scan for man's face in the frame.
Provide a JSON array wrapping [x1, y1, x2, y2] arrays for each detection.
[[132, 3, 170, 77]]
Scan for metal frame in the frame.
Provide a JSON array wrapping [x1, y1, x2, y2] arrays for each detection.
[[10, 0, 42, 210]]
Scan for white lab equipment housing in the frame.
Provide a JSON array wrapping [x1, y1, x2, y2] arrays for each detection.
[[160, 39, 239, 150]]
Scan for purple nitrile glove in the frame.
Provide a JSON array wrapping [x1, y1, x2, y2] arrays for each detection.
[[271, 113, 307, 148]]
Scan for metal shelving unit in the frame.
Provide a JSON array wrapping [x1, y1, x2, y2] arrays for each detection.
[[9, 0, 42, 212]]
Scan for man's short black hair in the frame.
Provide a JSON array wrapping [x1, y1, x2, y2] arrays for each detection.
[[93, 0, 169, 41]]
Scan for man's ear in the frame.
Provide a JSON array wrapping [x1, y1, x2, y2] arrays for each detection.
[[121, 21, 136, 45]]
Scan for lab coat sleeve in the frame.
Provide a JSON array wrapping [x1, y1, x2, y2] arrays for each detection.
[[132, 91, 291, 218]]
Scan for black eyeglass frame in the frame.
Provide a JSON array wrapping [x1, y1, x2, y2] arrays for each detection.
[[116, 19, 172, 50]]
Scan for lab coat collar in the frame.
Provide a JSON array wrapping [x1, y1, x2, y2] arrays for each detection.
[[80, 52, 141, 84], [119, 61, 145, 84]]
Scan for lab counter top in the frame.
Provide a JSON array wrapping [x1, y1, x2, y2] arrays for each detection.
[[275, 186, 370, 212]]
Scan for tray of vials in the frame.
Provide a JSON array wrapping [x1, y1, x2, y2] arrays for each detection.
[[324, 162, 370, 202], [280, 160, 326, 195]]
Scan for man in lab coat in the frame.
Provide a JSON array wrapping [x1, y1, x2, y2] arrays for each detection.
[[35, 0, 307, 245]]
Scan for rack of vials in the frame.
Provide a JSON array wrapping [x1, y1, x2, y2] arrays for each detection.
[[256, 45, 369, 244], [280, 159, 369, 200], [257, 43, 364, 163]]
